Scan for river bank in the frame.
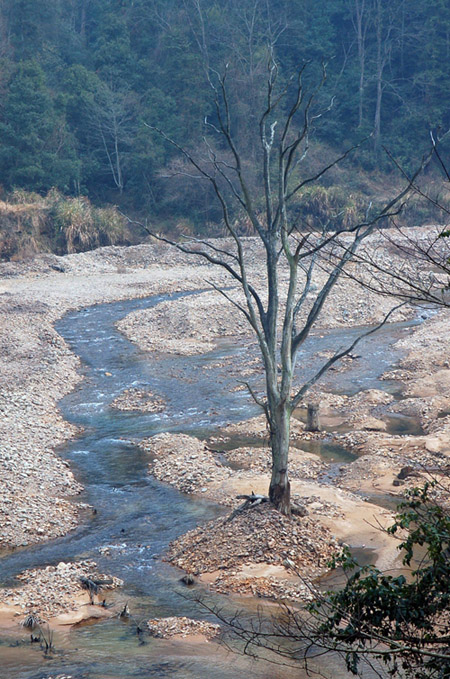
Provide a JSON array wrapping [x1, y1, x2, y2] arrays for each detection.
[[0, 231, 448, 644], [0, 244, 225, 630], [0, 244, 221, 551]]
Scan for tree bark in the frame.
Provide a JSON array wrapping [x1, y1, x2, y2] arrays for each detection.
[[306, 402, 320, 432], [374, 0, 383, 154], [354, 0, 367, 128], [80, 0, 88, 43], [269, 404, 291, 515], [374, 0, 391, 155]]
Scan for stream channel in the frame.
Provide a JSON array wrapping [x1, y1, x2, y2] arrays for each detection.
[[0, 292, 425, 679]]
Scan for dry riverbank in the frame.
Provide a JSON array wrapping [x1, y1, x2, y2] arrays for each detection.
[[320, 311, 450, 496], [117, 232, 449, 599], [0, 561, 123, 628], [0, 243, 225, 626], [0, 243, 222, 551], [0, 230, 448, 626]]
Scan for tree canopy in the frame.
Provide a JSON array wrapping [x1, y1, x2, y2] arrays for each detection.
[[0, 0, 449, 226]]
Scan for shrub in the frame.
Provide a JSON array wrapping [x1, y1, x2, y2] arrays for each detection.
[[46, 190, 129, 254], [0, 189, 130, 259]]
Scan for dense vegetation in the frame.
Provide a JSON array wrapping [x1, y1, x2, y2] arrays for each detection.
[[0, 0, 449, 239]]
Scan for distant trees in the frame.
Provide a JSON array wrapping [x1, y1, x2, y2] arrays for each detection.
[[0, 0, 448, 220], [0, 60, 79, 192], [88, 81, 138, 194]]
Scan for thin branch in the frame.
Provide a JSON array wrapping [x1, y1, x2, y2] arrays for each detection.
[[291, 303, 406, 408]]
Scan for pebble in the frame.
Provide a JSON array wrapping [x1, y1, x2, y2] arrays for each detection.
[[147, 616, 220, 639], [166, 502, 339, 600], [0, 230, 447, 618], [110, 387, 166, 413], [0, 560, 122, 621]]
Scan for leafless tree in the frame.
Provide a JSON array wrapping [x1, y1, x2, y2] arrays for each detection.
[[89, 81, 137, 194], [341, 138, 450, 306], [350, 0, 370, 129], [126, 50, 440, 515]]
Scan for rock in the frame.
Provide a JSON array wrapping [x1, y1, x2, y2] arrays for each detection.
[[166, 502, 338, 599], [180, 574, 196, 586], [147, 616, 220, 639], [110, 388, 166, 413], [291, 502, 309, 517], [397, 465, 414, 480], [363, 417, 387, 432], [0, 561, 122, 621]]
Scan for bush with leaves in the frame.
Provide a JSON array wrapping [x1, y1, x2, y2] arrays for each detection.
[[215, 482, 450, 679], [305, 483, 450, 678], [0, 189, 130, 260], [48, 190, 129, 254]]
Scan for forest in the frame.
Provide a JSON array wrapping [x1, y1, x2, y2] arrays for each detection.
[[0, 0, 449, 237]]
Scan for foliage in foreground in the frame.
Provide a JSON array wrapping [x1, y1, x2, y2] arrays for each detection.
[[308, 483, 450, 678], [215, 483, 450, 678]]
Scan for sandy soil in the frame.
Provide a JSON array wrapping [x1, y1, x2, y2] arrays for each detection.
[[0, 230, 448, 625], [0, 560, 122, 629]]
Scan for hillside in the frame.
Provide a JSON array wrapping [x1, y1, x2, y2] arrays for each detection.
[[0, 0, 448, 230]]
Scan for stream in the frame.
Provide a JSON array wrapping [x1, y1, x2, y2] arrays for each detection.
[[0, 292, 426, 679]]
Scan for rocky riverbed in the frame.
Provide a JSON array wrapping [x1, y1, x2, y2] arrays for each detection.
[[0, 244, 224, 552], [323, 312, 450, 496], [147, 616, 220, 640], [0, 228, 448, 629], [166, 501, 338, 600], [0, 561, 122, 625], [0, 243, 227, 625]]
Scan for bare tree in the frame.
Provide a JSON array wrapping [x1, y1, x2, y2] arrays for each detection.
[[127, 51, 434, 515], [341, 138, 450, 306], [350, 0, 370, 128], [89, 81, 137, 194], [372, 0, 396, 154]]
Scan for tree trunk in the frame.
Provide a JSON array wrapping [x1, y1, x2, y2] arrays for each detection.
[[306, 402, 320, 432], [374, 0, 386, 155], [374, 63, 382, 155], [80, 0, 89, 43], [269, 404, 291, 515], [355, 0, 366, 128]]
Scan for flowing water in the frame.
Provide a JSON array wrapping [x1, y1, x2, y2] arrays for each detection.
[[0, 293, 425, 678]]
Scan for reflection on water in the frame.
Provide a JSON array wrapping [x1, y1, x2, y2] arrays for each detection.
[[384, 413, 424, 436], [0, 293, 423, 678]]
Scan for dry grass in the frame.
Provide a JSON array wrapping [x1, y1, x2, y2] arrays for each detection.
[[0, 190, 130, 260]]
